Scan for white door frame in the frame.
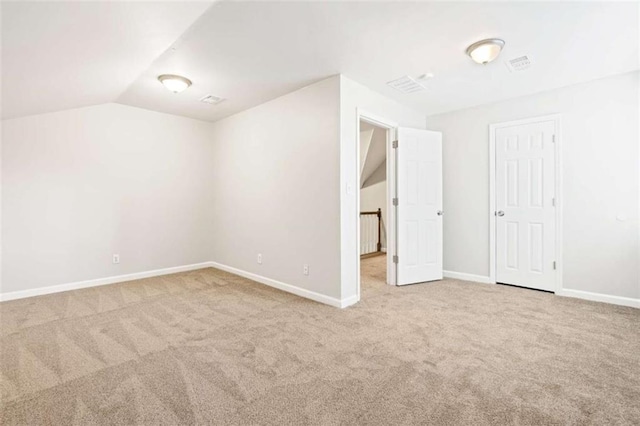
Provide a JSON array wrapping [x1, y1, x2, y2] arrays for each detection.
[[489, 113, 563, 292], [356, 109, 398, 299]]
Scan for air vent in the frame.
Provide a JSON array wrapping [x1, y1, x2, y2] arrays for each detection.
[[199, 95, 225, 105], [386, 76, 426, 94], [505, 55, 532, 72]]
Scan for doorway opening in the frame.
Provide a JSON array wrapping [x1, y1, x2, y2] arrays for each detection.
[[355, 111, 443, 301], [359, 119, 390, 297]]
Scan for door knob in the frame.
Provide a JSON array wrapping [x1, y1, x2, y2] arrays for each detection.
[[496, 210, 505, 217], [437, 210, 443, 216]]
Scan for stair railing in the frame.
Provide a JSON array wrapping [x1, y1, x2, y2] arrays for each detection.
[[360, 208, 382, 256]]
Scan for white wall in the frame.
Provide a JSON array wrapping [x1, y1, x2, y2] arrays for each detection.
[[426, 71, 640, 301], [208, 76, 343, 301], [7, 72, 634, 307], [3, 75, 420, 306], [340, 75, 426, 299], [360, 180, 387, 250], [1, 103, 214, 295]]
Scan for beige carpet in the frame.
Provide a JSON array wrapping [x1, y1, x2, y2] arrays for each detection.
[[1, 256, 639, 425]]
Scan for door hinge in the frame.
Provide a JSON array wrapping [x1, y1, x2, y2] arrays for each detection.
[[552, 197, 556, 207], [392, 140, 398, 149], [392, 198, 398, 206], [393, 255, 399, 264], [553, 261, 557, 270], [552, 134, 556, 143]]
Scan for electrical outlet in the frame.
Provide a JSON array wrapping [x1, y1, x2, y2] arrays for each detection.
[[303, 264, 309, 276], [257, 253, 262, 265], [112, 254, 120, 264]]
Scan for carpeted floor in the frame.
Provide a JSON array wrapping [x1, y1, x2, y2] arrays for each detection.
[[1, 255, 639, 425]]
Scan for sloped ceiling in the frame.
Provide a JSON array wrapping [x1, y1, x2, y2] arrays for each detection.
[[360, 125, 387, 189], [1, 1, 212, 119], [2, 1, 638, 121], [360, 129, 374, 176]]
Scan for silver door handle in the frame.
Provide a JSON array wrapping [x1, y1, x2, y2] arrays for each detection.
[[496, 210, 505, 217], [437, 210, 443, 216]]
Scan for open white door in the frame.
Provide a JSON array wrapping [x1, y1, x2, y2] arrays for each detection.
[[395, 127, 443, 286]]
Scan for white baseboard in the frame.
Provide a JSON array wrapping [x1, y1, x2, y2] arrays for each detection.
[[443, 270, 493, 284], [443, 270, 638, 309], [0, 262, 213, 302], [557, 288, 639, 309], [208, 261, 353, 308], [6, 262, 634, 310], [0, 260, 356, 309]]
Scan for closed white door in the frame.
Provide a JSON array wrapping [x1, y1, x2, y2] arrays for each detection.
[[495, 120, 556, 291], [396, 127, 443, 286]]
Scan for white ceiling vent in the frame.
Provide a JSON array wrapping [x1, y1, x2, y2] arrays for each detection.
[[199, 94, 225, 105], [505, 55, 532, 72], [386, 75, 426, 94]]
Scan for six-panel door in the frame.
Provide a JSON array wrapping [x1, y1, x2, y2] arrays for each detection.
[[396, 128, 443, 286], [495, 120, 556, 291]]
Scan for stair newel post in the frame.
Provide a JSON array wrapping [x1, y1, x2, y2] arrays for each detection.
[[376, 208, 382, 252]]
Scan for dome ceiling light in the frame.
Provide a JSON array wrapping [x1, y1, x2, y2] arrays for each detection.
[[466, 38, 505, 64], [158, 74, 192, 93]]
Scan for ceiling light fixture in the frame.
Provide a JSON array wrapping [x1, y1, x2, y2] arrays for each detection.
[[466, 38, 505, 64], [158, 74, 192, 93]]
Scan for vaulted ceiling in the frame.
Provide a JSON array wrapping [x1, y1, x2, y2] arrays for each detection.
[[1, 1, 211, 120], [2, 1, 638, 122], [360, 124, 387, 189]]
